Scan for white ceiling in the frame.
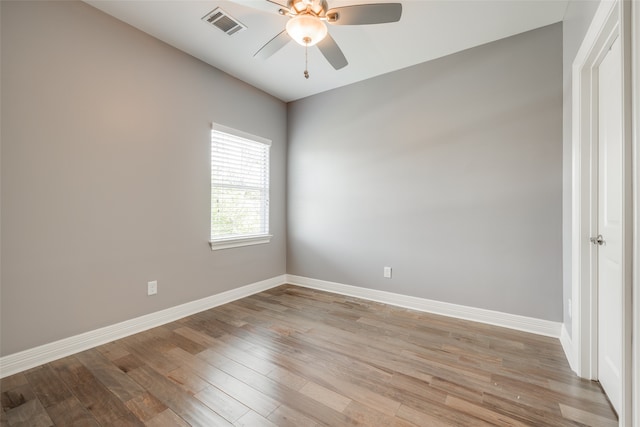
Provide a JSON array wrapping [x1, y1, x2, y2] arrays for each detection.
[[84, 0, 569, 102]]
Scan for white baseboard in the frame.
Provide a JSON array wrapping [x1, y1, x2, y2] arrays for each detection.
[[1, 274, 566, 379], [560, 323, 575, 372], [0, 275, 287, 378], [286, 274, 562, 338]]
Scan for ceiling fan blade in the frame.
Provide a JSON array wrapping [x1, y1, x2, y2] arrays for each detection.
[[326, 3, 402, 25], [254, 30, 291, 59], [229, 0, 288, 15], [317, 34, 348, 70]]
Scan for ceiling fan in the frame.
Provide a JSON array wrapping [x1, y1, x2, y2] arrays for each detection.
[[234, 0, 402, 78]]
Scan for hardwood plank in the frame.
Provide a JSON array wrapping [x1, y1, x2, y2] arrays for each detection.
[[0, 373, 28, 392], [245, 345, 403, 417], [200, 334, 276, 375], [397, 400, 496, 427], [234, 410, 279, 427], [166, 367, 210, 395], [194, 385, 250, 423], [196, 348, 356, 425], [547, 377, 614, 406], [127, 364, 232, 427], [173, 326, 219, 348], [490, 373, 616, 419], [50, 356, 142, 426], [396, 403, 464, 427], [24, 365, 73, 408], [387, 372, 448, 409], [43, 396, 99, 426], [111, 414, 150, 426], [429, 375, 484, 403], [113, 354, 145, 374], [1, 383, 35, 412], [119, 330, 179, 375], [75, 348, 146, 402], [163, 347, 279, 418], [341, 401, 415, 427], [559, 403, 619, 427], [97, 341, 130, 361], [125, 392, 167, 422], [481, 392, 580, 427], [445, 394, 531, 427], [266, 366, 308, 391], [267, 404, 320, 427], [144, 409, 190, 427], [299, 381, 352, 412], [3, 399, 53, 427], [164, 328, 207, 355]]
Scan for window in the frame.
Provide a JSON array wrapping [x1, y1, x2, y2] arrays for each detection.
[[209, 123, 271, 250]]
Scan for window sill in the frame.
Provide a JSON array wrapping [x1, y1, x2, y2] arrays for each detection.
[[209, 234, 272, 250]]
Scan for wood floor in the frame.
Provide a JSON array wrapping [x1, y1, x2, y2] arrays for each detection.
[[1, 285, 618, 426]]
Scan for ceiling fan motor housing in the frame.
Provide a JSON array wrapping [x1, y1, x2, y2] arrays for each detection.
[[287, 0, 329, 17]]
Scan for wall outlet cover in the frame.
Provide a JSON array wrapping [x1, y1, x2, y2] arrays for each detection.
[[147, 280, 158, 296]]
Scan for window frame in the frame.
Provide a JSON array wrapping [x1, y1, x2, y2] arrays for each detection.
[[209, 122, 272, 250]]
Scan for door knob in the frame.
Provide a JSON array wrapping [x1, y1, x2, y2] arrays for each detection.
[[590, 234, 605, 245]]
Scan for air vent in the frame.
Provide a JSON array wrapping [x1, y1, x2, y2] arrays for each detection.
[[202, 8, 246, 36]]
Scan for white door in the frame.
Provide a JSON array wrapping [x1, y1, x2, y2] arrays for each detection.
[[596, 35, 623, 415]]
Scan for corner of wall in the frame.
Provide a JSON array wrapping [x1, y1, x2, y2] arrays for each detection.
[[560, 322, 576, 372]]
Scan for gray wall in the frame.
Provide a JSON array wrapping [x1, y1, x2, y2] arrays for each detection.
[[1, 1, 287, 356], [287, 24, 563, 321], [561, 0, 601, 338]]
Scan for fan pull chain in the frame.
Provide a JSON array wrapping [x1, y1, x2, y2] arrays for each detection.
[[303, 36, 310, 79]]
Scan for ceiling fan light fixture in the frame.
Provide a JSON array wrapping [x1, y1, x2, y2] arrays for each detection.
[[285, 14, 327, 46]]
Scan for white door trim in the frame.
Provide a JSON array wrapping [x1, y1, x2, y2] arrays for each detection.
[[631, 1, 639, 425], [570, 0, 633, 425]]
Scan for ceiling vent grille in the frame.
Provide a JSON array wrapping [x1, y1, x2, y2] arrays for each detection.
[[202, 8, 246, 36]]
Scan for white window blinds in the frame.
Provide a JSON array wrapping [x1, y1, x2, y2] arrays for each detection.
[[210, 123, 271, 250]]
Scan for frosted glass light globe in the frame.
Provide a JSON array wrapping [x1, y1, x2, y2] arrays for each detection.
[[286, 14, 328, 46]]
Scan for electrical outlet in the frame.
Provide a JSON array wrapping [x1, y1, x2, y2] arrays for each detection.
[[147, 280, 157, 296], [383, 266, 392, 279]]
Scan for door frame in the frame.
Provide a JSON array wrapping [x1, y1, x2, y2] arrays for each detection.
[[570, 0, 634, 425], [632, 1, 639, 426]]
